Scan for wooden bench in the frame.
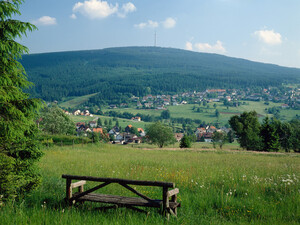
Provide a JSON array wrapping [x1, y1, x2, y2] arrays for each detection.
[[62, 174, 180, 218]]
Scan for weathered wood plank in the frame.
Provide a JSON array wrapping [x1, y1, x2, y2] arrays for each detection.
[[66, 178, 72, 200], [167, 208, 177, 217], [162, 186, 169, 218], [169, 201, 181, 208], [71, 180, 86, 189], [167, 188, 179, 197], [62, 174, 174, 188], [69, 182, 111, 202], [77, 193, 162, 208], [171, 194, 178, 216]]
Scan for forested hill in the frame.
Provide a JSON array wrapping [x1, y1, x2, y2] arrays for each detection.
[[22, 46, 300, 105]]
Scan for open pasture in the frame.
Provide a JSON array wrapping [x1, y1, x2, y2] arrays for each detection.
[[1, 144, 299, 224], [102, 101, 298, 126]]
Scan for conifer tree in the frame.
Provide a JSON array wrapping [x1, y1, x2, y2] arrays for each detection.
[[260, 117, 280, 152], [97, 117, 102, 127], [180, 135, 192, 148], [229, 111, 262, 150], [0, 0, 42, 200]]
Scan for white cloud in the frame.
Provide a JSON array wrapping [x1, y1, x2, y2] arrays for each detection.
[[135, 17, 176, 29], [194, 40, 226, 54], [134, 22, 147, 29], [118, 2, 136, 18], [185, 41, 193, 51], [72, 0, 136, 19], [162, 17, 176, 29], [70, 14, 77, 19], [73, 0, 118, 19], [254, 29, 282, 45], [122, 2, 136, 13], [32, 16, 57, 26], [134, 20, 158, 29]]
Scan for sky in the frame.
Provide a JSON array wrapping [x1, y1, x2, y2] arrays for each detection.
[[16, 0, 300, 68]]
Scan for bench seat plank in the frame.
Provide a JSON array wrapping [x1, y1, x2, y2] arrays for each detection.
[[62, 174, 174, 188], [76, 193, 161, 207], [76, 193, 180, 209]]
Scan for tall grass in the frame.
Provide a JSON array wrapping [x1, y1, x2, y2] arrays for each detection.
[[1, 144, 299, 224]]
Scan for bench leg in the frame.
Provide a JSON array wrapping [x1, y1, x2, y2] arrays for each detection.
[[162, 187, 170, 219], [66, 178, 72, 206], [172, 195, 178, 216]]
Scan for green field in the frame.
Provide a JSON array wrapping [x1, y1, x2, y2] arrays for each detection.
[[102, 101, 298, 126], [1, 144, 299, 224], [70, 115, 151, 130], [59, 93, 98, 109]]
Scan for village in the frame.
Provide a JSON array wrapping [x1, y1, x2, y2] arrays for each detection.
[[108, 86, 300, 110], [60, 86, 299, 145], [74, 117, 230, 145]]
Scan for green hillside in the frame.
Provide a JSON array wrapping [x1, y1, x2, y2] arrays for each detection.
[[22, 47, 300, 105]]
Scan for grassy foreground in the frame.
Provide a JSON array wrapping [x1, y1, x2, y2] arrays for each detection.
[[1, 144, 299, 224]]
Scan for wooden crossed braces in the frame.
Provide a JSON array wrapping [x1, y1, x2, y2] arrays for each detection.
[[62, 174, 180, 218]]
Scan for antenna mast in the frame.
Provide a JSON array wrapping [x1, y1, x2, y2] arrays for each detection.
[[154, 30, 157, 47]]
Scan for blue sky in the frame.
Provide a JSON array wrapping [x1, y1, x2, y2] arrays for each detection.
[[17, 0, 300, 68]]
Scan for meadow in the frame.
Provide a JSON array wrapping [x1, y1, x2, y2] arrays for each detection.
[[59, 93, 98, 109], [70, 115, 151, 130], [1, 144, 299, 224], [101, 101, 298, 126]]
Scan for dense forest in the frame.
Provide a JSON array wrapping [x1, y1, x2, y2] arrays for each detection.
[[22, 47, 300, 105]]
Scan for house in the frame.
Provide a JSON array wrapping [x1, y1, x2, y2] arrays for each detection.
[[124, 134, 138, 143], [83, 110, 90, 116], [76, 122, 85, 129], [144, 102, 153, 108], [174, 133, 184, 142], [89, 121, 97, 128], [195, 128, 206, 141], [84, 127, 92, 133], [115, 133, 125, 142], [109, 126, 120, 136], [203, 133, 213, 142], [116, 133, 138, 143], [131, 116, 141, 122], [207, 125, 217, 133], [125, 125, 133, 133], [132, 136, 143, 144], [93, 128, 104, 134], [225, 96, 231, 101], [73, 110, 81, 116], [281, 104, 289, 109], [137, 128, 145, 137], [63, 110, 71, 115]]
